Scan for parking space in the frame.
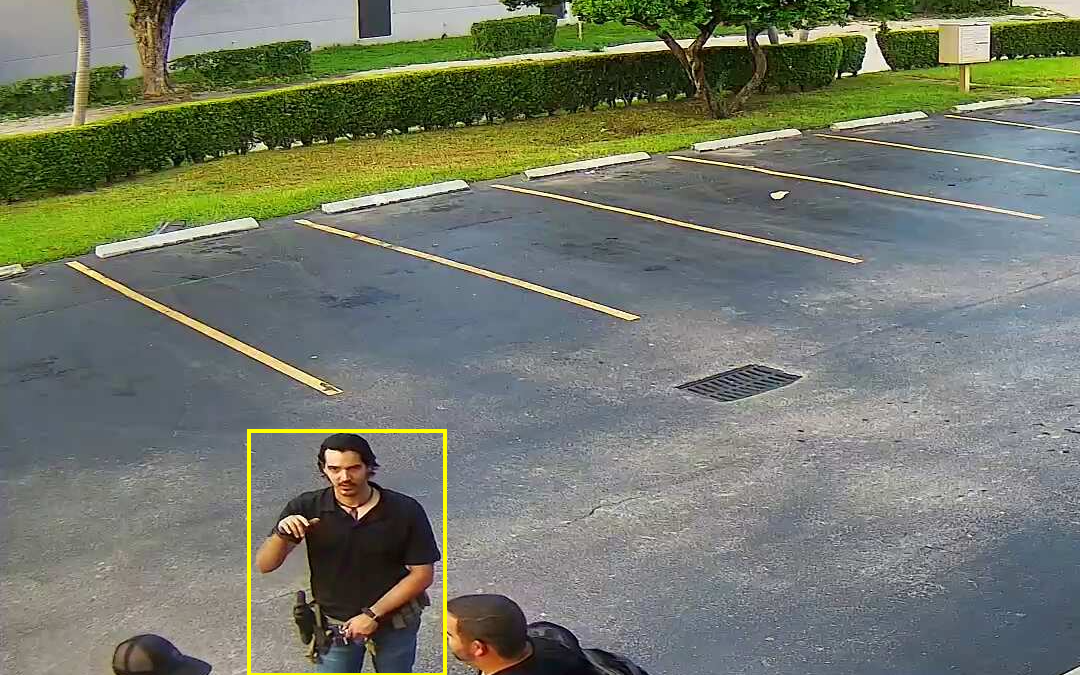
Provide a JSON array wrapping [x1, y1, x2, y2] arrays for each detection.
[[3, 101, 1080, 675]]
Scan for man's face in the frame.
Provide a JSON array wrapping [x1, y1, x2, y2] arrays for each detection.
[[446, 614, 479, 664], [321, 449, 371, 496]]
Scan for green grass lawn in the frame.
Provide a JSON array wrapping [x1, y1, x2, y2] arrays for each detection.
[[310, 22, 740, 77], [3, 57, 1078, 267]]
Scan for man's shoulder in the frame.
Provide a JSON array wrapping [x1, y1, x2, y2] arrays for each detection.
[[377, 486, 427, 513]]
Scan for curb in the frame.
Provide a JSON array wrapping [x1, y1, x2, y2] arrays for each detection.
[[524, 152, 651, 180], [952, 98, 1032, 112], [0, 264, 25, 280], [321, 180, 470, 215], [830, 111, 927, 130], [693, 129, 801, 152], [95, 217, 260, 259]]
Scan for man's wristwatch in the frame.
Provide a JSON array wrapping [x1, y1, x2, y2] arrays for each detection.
[[361, 607, 379, 622]]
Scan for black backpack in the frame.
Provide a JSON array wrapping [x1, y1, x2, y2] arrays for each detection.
[[526, 621, 652, 675]]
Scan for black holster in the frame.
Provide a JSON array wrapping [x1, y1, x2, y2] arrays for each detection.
[[293, 590, 335, 664]]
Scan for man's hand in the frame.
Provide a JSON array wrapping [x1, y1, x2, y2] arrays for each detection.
[[344, 613, 378, 640], [276, 515, 320, 540]]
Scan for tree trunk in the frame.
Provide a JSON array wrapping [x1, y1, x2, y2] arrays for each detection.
[[656, 18, 722, 118], [72, 0, 91, 126], [723, 26, 769, 117], [130, 0, 185, 98]]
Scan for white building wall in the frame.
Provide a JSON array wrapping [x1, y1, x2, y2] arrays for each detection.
[[0, 0, 549, 84]]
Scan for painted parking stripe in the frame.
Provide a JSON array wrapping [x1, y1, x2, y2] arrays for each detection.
[[491, 184, 862, 265], [817, 133, 1080, 176], [66, 261, 344, 396], [944, 114, 1080, 136], [295, 219, 640, 322], [670, 155, 1043, 221]]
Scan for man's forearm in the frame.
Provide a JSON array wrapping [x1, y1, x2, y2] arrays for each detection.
[[370, 567, 434, 619], [255, 533, 295, 573]]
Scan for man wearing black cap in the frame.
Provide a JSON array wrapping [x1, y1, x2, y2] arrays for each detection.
[[255, 433, 440, 673], [112, 635, 211, 675]]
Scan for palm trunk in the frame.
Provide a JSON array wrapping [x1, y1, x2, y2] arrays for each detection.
[[723, 25, 768, 117], [131, 0, 184, 98], [72, 0, 91, 126]]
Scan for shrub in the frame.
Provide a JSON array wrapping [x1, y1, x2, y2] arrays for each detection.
[[877, 19, 1080, 70], [992, 18, 1080, 58], [169, 40, 313, 85], [837, 35, 868, 76], [0, 39, 844, 203], [0, 65, 130, 117], [876, 27, 940, 70], [913, 0, 1008, 13], [471, 14, 558, 53]]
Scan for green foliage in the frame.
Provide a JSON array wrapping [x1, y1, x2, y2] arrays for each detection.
[[0, 39, 843, 203], [992, 18, 1080, 58], [0, 66, 130, 117], [169, 40, 312, 85], [850, 0, 914, 24], [470, 15, 558, 53], [837, 35, 868, 76], [570, 0, 711, 32], [876, 27, 941, 69], [913, 0, 1008, 12], [878, 19, 1080, 70]]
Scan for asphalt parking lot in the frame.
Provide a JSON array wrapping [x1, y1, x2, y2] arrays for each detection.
[[2, 100, 1079, 675]]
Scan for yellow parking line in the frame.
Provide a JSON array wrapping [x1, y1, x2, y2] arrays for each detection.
[[944, 114, 1080, 136], [670, 155, 1043, 221], [817, 133, 1080, 176], [491, 184, 863, 265], [66, 261, 344, 396], [295, 219, 640, 322]]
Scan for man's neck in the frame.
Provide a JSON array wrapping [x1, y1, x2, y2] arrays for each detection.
[[480, 642, 533, 675]]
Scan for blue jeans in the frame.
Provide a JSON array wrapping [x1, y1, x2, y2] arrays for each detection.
[[314, 618, 420, 673]]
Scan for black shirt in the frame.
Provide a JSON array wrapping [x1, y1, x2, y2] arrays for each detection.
[[271, 483, 440, 620], [490, 638, 595, 675]]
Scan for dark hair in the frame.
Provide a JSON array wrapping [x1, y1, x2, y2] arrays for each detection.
[[448, 594, 529, 659], [317, 433, 379, 476]]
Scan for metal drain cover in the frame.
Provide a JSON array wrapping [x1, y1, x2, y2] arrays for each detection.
[[678, 364, 801, 402]]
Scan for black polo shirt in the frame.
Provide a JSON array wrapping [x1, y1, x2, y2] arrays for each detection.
[[271, 483, 440, 621]]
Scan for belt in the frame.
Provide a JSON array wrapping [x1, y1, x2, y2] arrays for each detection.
[[324, 591, 430, 631]]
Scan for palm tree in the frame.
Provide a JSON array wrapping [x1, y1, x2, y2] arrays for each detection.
[[72, 0, 91, 126]]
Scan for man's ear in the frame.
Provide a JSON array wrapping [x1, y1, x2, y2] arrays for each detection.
[[471, 641, 488, 658]]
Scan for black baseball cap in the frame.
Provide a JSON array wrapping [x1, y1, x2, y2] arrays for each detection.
[[112, 635, 211, 675]]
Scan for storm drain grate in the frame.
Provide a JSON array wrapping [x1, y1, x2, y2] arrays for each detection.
[[677, 364, 801, 402]]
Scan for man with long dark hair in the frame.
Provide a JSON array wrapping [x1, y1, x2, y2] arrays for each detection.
[[256, 433, 440, 673]]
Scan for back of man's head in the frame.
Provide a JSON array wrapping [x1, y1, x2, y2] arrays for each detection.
[[448, 594, 529, 659]]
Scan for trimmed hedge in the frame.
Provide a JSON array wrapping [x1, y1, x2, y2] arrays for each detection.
[[878, 19, 1080, 70], [914, 0, 1009, 12], [471, 14, 558, 53], [992, 18, 1080, 58], [876, 28, 941, 70], [170, 40, 312, 85], [0, 66, 129, 117], [838, 35, 868, 76], [0, 39, 843, 203]]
